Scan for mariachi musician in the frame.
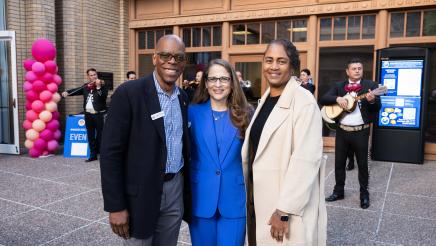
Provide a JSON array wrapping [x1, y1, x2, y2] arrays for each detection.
[[320, 58, 381, 209], [62, 68, 108, 162]]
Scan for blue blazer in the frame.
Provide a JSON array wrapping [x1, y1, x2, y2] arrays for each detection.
[[188, 100, 246, 219]]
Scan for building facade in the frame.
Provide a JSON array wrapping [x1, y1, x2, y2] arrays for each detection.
[[129, 0, 436, 159], [1, 0, 436, 159]]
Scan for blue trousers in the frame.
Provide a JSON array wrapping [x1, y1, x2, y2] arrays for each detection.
[[189, 211, 246, 246]]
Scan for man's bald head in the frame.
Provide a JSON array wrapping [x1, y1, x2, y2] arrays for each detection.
[[156, 34, 185, 53]]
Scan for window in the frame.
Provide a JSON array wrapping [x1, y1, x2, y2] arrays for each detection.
[[333, 17, 346, 40], [406, 12, 421, 37], [1, 0, 6, 30], [232, 19, 307, 45], [137, 28, 172, 50], [390, 9, 436, 38], [182, 25, 222, 48], [423, 10, 436, 36], [320, 15, 376, 41], [320, 18, 332, 41]]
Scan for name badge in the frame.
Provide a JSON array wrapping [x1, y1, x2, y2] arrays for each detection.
[[151, 111, 165, 120]]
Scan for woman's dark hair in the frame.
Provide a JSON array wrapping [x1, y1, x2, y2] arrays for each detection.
[[265, 39, 300, 71], [193, 59, 253, 138], [301, 68, 311, 76]]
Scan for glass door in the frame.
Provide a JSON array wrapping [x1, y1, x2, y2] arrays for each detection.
[[0, 30, 19, 154], [230, 55, 265, 106]]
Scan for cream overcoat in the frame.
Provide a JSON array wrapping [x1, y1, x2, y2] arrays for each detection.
[[242, 77, 327, 246]]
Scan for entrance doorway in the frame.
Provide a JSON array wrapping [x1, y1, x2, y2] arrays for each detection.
[[0, 31, 19, 154]]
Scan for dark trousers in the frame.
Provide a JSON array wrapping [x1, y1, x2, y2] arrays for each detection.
[[84, 112, 104, 158], [334, 127, 370, 197]]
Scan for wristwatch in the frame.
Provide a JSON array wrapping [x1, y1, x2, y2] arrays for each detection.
[[280, 215, 289, 222], [275, 211, 289, 221]]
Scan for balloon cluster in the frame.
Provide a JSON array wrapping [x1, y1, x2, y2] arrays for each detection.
[[22, 39, 62, 158]]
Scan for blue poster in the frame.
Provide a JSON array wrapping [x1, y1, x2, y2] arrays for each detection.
[[63, 115, 90, 158], [378, 60, 423, 128]]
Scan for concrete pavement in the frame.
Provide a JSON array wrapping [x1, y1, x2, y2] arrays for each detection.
[[0, 153, 435, 245]]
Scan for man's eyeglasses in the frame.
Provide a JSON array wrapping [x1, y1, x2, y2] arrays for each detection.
[[157, 52, 186, 63], [207, 76, 231, 84]]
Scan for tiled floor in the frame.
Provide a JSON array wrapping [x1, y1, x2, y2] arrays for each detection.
[[0, 153, 435, 245]]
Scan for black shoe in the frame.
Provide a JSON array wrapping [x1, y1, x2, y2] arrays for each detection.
[[85, 156, 98, 162], [360, 196, 370, 209], [325, 193, 344, 202], [346, 163, 354, 171]]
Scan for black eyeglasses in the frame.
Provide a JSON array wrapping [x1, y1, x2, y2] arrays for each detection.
[[207, 76, 231, 84], [157, 52, 186, 63]]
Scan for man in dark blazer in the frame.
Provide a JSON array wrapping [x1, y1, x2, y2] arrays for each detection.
[[100, 35, 191, 245], [62, 68, 108, 162], [320, 58, 381, 209]]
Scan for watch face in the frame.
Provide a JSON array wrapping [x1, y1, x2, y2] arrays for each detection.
[[280, 215, 289, 222]]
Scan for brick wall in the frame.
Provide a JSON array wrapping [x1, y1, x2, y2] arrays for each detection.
[[6, 0, 128, 151]]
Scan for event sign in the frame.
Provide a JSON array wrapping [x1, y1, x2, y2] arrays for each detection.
[[63, 114, 90, 158]]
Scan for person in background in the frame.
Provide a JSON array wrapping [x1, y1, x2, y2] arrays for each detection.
[[62, 68, 107, 162], [100, 35, 191, 245], [321, 58, 381, 209], [188, 59, 252, 245], [242, 39, 326, 245], [184, 70, 203, 102], [299, 68, 315, 95], [126, 71, 137, 81], [236, 71, 255, 102]]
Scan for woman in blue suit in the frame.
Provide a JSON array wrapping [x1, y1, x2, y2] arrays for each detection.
[[188, 59, 252, 246]]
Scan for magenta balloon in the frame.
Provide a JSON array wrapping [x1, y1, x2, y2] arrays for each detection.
[[53, 129, 61, 140], [31, 100, 45, 113], [31, 39, 56, 62], [25, 101, 32, 110], [44, 60, 57, 74], [33, 138, 47, 151], [46, 83, 58, 93], [29, 147, 42, 158], [52, 111, 60, 120], [41, 73, 54, 83], [31, 62, 45, 75], [53, 74, 62, 85], [23, 59, 35, 71], [26, 110, 38, 122], [46, 119, 60, 131], [23, 81, 33, 91], [47, 140, 59, 152], [32, 80, 46, 92], [23, 120, 33, 130], [39, 129, 54, 141], [39, 90, 53, 102], [25, 71, 38, 82], [26, 90, 38, 102]]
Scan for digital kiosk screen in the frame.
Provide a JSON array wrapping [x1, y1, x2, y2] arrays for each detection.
[[378, 60, 423, 128]]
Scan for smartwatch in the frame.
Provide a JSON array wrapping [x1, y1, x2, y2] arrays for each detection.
[[275, 211, 289, 221]]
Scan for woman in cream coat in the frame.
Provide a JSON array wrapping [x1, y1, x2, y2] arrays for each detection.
[[242, 39, 327, 246]]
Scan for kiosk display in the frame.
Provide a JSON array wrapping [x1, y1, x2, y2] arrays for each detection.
[[378, 60, 424, 128], [372, 47, 430, 164]]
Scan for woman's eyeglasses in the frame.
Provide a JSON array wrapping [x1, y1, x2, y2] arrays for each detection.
[[206, 76, 231, 85], [157, 52, 186, 63]]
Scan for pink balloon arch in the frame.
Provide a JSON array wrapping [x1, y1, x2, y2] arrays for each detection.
[[22, 38, 62, 158]]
